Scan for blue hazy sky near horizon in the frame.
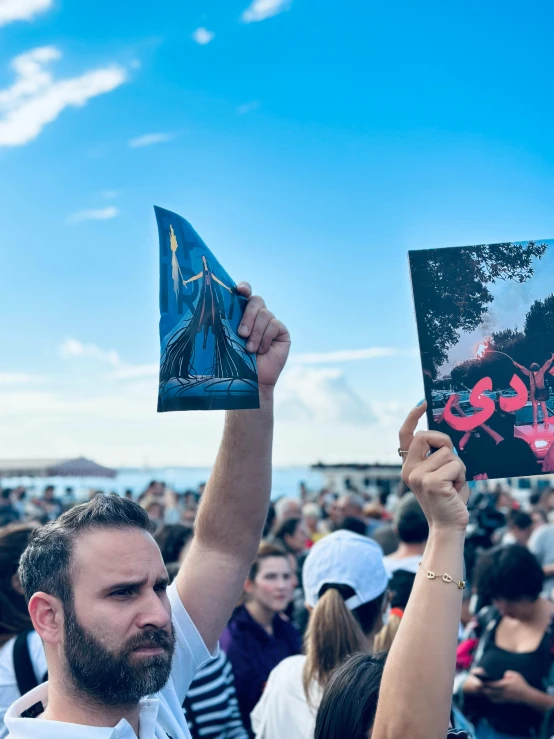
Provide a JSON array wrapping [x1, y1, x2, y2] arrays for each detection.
[[2, 0, 554, 467]]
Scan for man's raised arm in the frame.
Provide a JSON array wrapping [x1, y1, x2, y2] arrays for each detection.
[[175, 282, 290, 652]]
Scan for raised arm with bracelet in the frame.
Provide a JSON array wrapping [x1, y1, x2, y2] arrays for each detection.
[[372, 402, 469, 739]]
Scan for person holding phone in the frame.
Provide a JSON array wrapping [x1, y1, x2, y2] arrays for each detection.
[[456, 544, 554, 739]]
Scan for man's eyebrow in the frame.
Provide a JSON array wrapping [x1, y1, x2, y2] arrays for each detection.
[[103, 578, 148, 594], [155, 576, 170, 588]]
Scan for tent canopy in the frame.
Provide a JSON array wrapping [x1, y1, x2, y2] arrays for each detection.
[[0, 457, 117, 479]]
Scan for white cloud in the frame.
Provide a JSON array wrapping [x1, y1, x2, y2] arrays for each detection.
[[0, 373, 42, 385], [237, 100, 260, 115], [241, 0, 292, 23], [0, 0, 52, 26], [111, 363, 158, 380], [192, 27, 215, 45], [292, 346, 417, 364], [67, 206, 118, 224], [0, 46, 128, 147], [276, 366, 375, 425], [0, 330, 420, 466], [128, 132, 174, 148], [60, 338, 121, 367]]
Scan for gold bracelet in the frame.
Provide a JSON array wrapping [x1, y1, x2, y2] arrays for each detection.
[[419, 562, 465, 590]]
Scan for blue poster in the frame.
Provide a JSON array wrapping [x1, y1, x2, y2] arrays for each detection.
[[155, 206, 259, 412]]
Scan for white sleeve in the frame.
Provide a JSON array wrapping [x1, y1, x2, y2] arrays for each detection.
[[0, 639, 18, 739], [167, 581, 217, 703], [529, 527, 546, 562]]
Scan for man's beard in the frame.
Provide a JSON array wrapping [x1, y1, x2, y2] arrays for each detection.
[[62, 602, 176, 706]]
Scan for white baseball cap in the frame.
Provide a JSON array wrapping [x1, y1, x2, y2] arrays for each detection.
[[303, 530, 389, 611]]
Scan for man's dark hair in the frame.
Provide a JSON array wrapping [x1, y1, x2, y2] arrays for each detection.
[[314, 652, 386, 739], [389, 569, 416, 609], [475, 544, 543, 603], [273, 516, 302, 544], [340, 517, 367, 537], [529, 492, 542, 507], [1, 488, 12, 501], [19, 494, 155, 605], [508, 510, 533, 531], [531, 362, 540, 372], [396, 494, 429, 544]]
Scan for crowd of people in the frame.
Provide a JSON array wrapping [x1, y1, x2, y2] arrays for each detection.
[[2, 290, 554, 738], [3, 460, 554, 738]]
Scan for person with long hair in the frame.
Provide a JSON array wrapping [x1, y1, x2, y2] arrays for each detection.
[[314, 653, 387, 739], [250, 530, 388, 739], [456, 545, 554, 739], [315, 652, 472, 739], [0, 524, 44, 738], [221, 542, 300, 736]]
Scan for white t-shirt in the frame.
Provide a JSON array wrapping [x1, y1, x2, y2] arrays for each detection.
[[383, 554, 421, 576], [250, 655, 322, 739], [0, 630, 47, 739], [4, 582, 213, 738]]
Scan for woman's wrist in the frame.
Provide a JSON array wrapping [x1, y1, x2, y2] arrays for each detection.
[[421, 528, 466, 582], [427, 526, 467, 543]]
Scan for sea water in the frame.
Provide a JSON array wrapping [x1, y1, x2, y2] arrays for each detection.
[[3, 466, 326, 502]]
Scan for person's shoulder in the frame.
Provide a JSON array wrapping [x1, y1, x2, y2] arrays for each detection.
[[225, 607, 254, 639], [165, 581, 213, 687], [268, 654, 306, 682], [530, 523, 554, 547], [0, 636, 16, 675], [221, 608, 258, 654]]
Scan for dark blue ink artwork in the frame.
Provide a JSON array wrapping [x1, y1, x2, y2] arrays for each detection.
[[155, 206, 259, 412]]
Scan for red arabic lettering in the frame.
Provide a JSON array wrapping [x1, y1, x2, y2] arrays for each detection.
[[444, 377, 495, 431], [499, 374, 528, 413]]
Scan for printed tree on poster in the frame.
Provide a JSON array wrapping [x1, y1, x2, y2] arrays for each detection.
[[410, 241, 548, 378]]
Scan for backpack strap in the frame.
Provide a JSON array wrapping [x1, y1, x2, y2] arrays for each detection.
[[13, 630, 39, 696]]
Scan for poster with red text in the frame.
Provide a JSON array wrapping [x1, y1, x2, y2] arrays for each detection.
[[409, 240, 554, 481]]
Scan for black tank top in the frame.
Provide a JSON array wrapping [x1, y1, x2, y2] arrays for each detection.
[[476, 623, 551, 736]]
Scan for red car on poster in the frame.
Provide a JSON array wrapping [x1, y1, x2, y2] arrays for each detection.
[[514, 402, 554, 459]]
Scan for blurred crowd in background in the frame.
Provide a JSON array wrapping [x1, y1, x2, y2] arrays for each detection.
[[3, 477, 554, 738]]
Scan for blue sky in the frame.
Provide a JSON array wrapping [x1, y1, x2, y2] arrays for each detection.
[[2, 0, 554, 466]]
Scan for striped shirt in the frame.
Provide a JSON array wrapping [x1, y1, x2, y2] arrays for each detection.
[[183, 651, 248, 739]]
